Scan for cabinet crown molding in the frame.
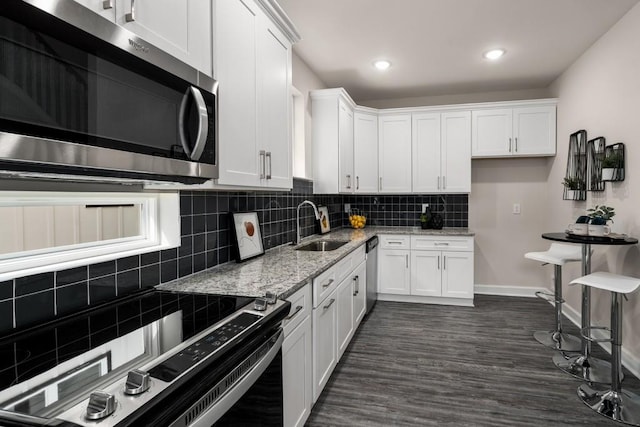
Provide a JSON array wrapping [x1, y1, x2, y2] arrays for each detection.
[[255, 0, 302, 43], [310, 88, 357, 109]]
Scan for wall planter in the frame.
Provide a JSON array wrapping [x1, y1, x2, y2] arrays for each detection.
[[601, 143, 625, 182], [563, 130, 587, 201]]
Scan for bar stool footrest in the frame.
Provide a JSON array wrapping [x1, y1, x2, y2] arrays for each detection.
[[534, 290, 565, 305], [580, 326, 613, 343]]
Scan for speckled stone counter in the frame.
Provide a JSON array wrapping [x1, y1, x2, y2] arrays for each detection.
[[156, 227, 474, 299]]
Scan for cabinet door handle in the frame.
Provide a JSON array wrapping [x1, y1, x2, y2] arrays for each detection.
[[259, 150, 266, 179], [443, 176, 446, 189], [353, 275, 359, 296], [434, 242, 449, 246], [437, 176, 440, 190], [405, 254, 409, 268], [444, 255, 447, 270], [266, 151, 272, 179], [346, 174, 351, 189], [322, 279, 334, 289], [103, 0, 113, 9], [356, 176, 360, 190], [515, 137, 518, 152], [323, 298, 336, 310], [284, 305, 303, 321], [438, 255, 440, 270], [388, 241, 403, 245], [509, 137, 512, 152], [379, 177, 382, 190], [125, 0, 136, 21]]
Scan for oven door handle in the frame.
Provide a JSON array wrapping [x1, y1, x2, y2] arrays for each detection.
[[0, 409, 79, 427], [178, 86, 209, 161], [186, 329, 284, 427]]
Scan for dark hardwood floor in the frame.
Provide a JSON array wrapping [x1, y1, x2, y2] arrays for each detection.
[[306, 295, 639, 426]]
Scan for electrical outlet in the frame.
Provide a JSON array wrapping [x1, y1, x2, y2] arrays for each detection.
[[513, 203, 521, 215], [344, 203, 351, 213], [422, 203, 429, 213]]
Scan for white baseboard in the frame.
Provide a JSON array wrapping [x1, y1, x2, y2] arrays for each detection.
[[478, 284, 640, 381], [378, 293, 474, 307], [474, 284, 546, 298]]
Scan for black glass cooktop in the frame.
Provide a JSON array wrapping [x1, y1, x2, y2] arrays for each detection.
[[0, 290, 254, 417]]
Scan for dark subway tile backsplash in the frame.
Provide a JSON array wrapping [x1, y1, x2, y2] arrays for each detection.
[[0, 177, 468, 335]]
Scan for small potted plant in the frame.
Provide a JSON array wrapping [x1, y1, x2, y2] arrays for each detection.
[[562, 176, 583, 199], [587, 205, 615, 236], [601, 151, 622, 181]]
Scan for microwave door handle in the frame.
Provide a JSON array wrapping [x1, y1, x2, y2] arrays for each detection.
[[179, 86, 209, 161]]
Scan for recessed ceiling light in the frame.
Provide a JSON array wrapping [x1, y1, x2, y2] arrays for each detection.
[[373, 60, 391, 71], [483, 49, 506, 60]]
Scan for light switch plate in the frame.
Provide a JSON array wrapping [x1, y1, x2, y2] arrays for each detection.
[[344, 203, 351, 213], [422, 203, 429, 213], [513, 203, 521, 214]]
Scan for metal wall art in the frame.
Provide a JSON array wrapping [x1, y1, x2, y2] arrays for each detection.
[[587, 137, 606, 192], [602, 143, 625, 182], [563, 130, 587, 201]]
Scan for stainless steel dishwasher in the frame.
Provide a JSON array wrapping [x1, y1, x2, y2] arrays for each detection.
[[365, 236, 378, 314]]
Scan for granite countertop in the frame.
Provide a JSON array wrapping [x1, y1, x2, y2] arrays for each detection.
[[156, 227, 474, 300]]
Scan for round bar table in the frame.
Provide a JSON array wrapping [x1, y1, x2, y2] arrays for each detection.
[[542, 232, 638, 383]]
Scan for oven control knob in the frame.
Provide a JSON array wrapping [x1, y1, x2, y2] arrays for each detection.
[[253, 298, 268, 311], [86, 391, 116, 420], [124, 369, 150, 396], [265, 292, 277, 304]]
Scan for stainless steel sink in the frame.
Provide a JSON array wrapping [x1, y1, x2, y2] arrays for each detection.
[[296, 240, 349, 252]]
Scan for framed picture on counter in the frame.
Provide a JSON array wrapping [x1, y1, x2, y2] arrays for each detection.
[[231, 212, 264, 262]]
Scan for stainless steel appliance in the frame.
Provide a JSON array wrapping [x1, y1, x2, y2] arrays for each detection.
[[0, 1, 218, 184], [365, 236, 378, 314], [0, 289, 289, 426]]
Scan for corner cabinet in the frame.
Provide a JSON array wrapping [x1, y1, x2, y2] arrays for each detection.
[[214, 0, 300, 189], [311, 89, 356, 194], [378, 234, 474, 306], [471, 101, 556, 158], [353, 109, 379, 193], [412, 111, 471, 193]]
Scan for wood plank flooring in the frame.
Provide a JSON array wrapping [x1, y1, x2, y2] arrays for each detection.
[[306, 295, 639, 426]]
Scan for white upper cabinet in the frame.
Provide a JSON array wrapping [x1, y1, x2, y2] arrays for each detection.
[[215, 0, 260, 187], [257, 19, 292, 188], [311, 89, 356, 194], [379, 114, 412, 193], [115, 0, 212, 75], [71, 0, 212, 75], [353, 109, 378, 193], [412, 111, 471, 193], [472, 101, 556, 158], [215, 0, 299, 189], [441, 111, 471, 192]]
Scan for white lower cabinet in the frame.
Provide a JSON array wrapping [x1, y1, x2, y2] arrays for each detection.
[[312, 287, 337, 402], [311, 246, 365, 403], [336, 275, 354, 360], [283, 284, 312, 427], [378, 234, 474, 306], [283, 315, 312, 427]]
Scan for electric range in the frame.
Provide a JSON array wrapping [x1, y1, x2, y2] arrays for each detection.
[[0, 289, 289, 426]]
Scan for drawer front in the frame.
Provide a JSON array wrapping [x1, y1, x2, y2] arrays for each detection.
[[283, 283, 312, 336], [379, 235, 410, 249], [411, 236, 473, 251], [313, 267, 337, 308], [335, 246, 365, 284]]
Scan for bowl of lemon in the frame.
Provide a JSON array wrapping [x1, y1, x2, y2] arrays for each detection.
[[348, 209, 367, 229]]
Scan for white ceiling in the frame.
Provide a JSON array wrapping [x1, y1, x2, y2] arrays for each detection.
[[277, 0, 639, 102]]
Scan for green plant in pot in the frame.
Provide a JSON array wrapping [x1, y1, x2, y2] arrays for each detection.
[[587, 205, 615, 224], [562, 176, 583, 190], [601, 151, 623, 181]]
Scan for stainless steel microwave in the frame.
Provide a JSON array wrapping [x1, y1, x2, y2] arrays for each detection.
[[0, 0, 218, 184]]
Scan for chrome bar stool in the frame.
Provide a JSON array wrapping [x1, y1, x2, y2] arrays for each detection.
[[553, 245, 614, 384], [571, 272, 640, 426], [525, 243, 582, 352]]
